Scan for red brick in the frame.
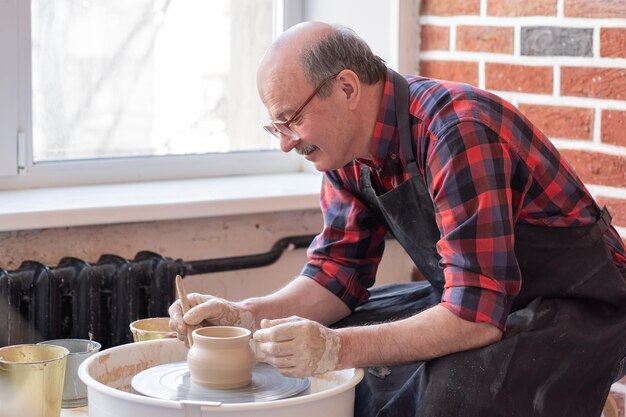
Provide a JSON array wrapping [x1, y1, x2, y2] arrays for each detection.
[[420, 25, 450, 51], [456, 26, 514, 54], [559, 149, 626, 188], [601, 28, 626, 58], [595, 197, 626, 228], [602, 110, 626, 147], [487, 0, 557, 16], [518, 104, 593, 140], [421, 0, 480, 15], [486, 63, 553, 94], [419, 60, 479, 86], [565, 0, 626, 18], [561, 67, 626, 100]]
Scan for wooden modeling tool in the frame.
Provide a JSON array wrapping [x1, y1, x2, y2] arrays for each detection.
[[175, 274, 194, 347]]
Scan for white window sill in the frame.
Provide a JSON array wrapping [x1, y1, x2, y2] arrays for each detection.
[[0, 172, 323, 232]]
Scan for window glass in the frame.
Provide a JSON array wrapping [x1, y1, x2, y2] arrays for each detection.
[[31, 0, 276, 162]]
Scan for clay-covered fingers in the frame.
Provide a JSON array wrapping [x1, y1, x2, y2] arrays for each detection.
[[258, 353, 303, 377], [259, 316, 303, 328], [253, 316, 341, 378], [256, 317, 303, 340], [253, 318, 302, 375], [172, 293, 258, 332], [168, 293, 221, 344], [184, 297, 233, 326], [168, 299, 188, 343], [254, 317, 305, 358], [168, 292, 259, 349]]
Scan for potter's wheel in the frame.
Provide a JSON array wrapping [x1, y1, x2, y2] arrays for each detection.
[[132, 361, 310, 403]]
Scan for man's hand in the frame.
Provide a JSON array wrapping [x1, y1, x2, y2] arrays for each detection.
[[168, 293, 256, 346], [253, 316, 341, 378]]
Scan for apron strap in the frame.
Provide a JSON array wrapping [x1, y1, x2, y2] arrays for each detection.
[[597, 206, 613, 234], [392, 71, 421, 178]]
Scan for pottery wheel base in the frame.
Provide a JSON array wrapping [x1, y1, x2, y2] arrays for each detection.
[[131, 362, 311, 403]]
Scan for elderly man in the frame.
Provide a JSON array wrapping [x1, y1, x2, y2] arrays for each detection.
[[170, 22, 626, 416]]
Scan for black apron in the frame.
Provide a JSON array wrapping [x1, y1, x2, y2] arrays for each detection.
[[333, 71, 626, 417]]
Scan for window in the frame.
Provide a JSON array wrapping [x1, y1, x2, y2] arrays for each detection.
[[0, 0, 412, 190], [0, 0, 301, 189]]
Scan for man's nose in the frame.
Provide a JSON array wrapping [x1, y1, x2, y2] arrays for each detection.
[[279, 134, 300, 153]]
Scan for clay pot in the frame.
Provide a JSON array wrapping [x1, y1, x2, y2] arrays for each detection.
[[187, 326, 256, 389]]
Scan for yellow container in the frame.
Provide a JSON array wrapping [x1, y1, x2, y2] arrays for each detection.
[[130, 317, 177, 342], [0, 344, 69, 417]]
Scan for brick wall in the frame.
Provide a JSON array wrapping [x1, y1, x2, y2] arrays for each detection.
[[417, 0, 626, 238], [417, 0, 626, 413]]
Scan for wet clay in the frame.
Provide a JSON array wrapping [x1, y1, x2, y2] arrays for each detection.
[[187, 326, 256, 389]]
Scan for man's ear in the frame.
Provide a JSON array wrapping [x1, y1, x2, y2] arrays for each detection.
[[337, 70, 360, 110]]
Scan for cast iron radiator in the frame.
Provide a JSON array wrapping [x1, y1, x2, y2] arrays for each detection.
[[0, 235, 316, 349]]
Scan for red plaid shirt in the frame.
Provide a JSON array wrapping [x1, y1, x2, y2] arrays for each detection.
[[301, 69, 626, 330]]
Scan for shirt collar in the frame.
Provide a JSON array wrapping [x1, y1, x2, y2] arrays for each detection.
[[357, 68, 400, 171]]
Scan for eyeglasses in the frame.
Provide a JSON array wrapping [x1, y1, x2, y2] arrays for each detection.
[[263, 73, 339, 140]]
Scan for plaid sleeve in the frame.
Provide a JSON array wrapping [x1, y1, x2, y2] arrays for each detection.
[[300, 168, 388, 310], [428, 121, 522, 330]]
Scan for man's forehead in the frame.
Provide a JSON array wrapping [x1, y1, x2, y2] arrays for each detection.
[[260, 69, 310, 120]]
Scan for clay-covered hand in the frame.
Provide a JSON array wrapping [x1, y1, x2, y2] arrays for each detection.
[[168, 293, 256, 345], [253, 316, 341, 378]]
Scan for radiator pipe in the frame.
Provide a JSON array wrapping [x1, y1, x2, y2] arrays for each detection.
[[180, 234, 317, 276]]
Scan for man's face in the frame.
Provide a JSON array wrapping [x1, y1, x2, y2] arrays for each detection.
[[259, 68, 357, 172]]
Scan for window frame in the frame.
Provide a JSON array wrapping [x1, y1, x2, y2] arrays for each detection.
[[0, 0, 19, 179], [0, 0, 416, 191], [0, 0, 304, 190]]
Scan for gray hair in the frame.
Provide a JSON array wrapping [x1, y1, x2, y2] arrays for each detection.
[[300, 25, 387, 97]]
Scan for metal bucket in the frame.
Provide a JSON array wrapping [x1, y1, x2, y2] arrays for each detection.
[[38, 339, 102, 408], [0, 344, 69, 417]]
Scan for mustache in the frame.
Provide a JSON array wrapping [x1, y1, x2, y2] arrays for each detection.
[[295, 144, 318, 156]]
